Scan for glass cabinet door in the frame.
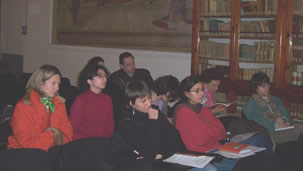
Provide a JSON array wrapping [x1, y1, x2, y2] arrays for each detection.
[[238, 0, 277, 81], [198, 0, 232, 78], [290, 0, 303, 86]]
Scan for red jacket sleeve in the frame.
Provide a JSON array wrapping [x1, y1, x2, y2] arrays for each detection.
[[9, 103, 54, 151]]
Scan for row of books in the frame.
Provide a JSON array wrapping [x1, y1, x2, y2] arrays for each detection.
[[291, 46, 303, 64], [199, 39, 230, 60], [201, 19, 276, 33], [239, 42, 275, 63], [201, 0, 232, 15], [198, 61, 229, 79], [293, 0, 303, 15], [200, 19, 231, 32], [201, 0, 277, 16], [239, 68, 274, 81], [201, 32, 275, 39], [199, 39, 275, 63], [240, 19, 276, 33], [290, 72, 303, 86], [288, 103, 303, 120], [292, 16, 303, 33], [240, 0, 277, 15]]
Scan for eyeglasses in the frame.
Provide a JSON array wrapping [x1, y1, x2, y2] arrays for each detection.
[[96, 73, 107, 79], [189, 89, 204, 94], [259, 83, 271, 88]]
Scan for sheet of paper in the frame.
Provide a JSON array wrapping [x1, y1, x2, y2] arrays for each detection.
[[275, 125, 295, 131], [163, 153, 214, 168]]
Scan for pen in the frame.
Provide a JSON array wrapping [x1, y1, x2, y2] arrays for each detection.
[[134, 150, 139, 155]]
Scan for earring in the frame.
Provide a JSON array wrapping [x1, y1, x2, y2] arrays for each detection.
[[132, 108, 135, 115]]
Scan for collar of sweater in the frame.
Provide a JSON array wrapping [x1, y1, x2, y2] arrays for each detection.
[[177, 102, 203, 114]]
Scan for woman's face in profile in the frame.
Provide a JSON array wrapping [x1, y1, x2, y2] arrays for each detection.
[[40, 74, 61, 97]]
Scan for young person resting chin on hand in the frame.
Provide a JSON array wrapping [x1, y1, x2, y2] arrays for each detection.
[[116, 80, 183, 170]]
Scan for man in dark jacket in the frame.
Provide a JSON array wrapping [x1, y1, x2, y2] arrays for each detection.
[[106, 52, 153, 130]]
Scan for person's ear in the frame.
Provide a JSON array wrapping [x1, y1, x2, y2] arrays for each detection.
[[185, 91, 190, 99], [129, 101, 135, 108], [87, 79, 92, 86], [120, 64, 124, 69]]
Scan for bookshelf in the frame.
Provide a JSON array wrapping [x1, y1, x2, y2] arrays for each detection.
[[191, 0, 303, 120]]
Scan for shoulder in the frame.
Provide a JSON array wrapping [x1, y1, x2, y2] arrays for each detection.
[[100, 92, 113, 102], [272, 96, 285, 105], [176, 105, 194, 116], [109, 69, 124, 78], [244, 97, 256, 106], [136, 68, 151, 74]]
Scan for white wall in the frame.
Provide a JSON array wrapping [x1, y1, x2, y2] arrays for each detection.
[[1, 0, 191, 85]]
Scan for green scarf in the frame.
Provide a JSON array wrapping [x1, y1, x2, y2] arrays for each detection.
[[40, 97, 55, 114]]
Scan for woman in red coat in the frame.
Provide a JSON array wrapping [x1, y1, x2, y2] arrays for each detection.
[[8, 64, 73, 151]]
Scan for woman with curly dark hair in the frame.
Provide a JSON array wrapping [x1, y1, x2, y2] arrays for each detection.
[[70, 64, 114, 140], [151, 75, 179, 122]]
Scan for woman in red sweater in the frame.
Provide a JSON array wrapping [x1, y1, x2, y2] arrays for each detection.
[[70, 64, 114, 140]]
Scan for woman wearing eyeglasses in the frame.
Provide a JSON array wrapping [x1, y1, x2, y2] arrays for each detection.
[[70, 64, 114, 140], [243, 72, 291, 132], [175, 76, 273, 171]]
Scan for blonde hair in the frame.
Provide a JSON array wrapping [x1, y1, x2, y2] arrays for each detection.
[[24, 64, 61, 103]]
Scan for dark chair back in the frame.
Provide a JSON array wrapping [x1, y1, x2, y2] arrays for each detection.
[[0, 148, 52, 171], [48, 137, 115, 171], [58, 77, 78, 116]]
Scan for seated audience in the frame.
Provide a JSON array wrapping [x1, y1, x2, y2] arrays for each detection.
[[70, 64, 114, 140], [175, 76, 273, 171], [243, 72, 291, 132], [8, 65, 73, 151], [151, 75, 179, 121], [199, 68, 225, 114], [116, 80, 193, 170], [106, 52, 153, 130]]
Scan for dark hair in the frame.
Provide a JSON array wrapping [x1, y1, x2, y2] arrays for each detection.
[[77, 64, 109, 93], [152, 75, 179, 102], [249, 72, 270, 94], [179, 75, 201, 102], [125, 79, 151, 107], [119, 52, 134, 65], [200, 68, 224, 83], [87, 56, 104, 65]]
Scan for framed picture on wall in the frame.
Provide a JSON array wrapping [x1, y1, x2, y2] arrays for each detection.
[[52, 0, 193, 52]]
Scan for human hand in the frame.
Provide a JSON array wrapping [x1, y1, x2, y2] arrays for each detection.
[[167, 117, 173, 124], [275, 117, 290, 128], [147, 107, 158, 120], [155, 154, 163, 160], [210, 105, 225, 114], [46, 127, 64, 146]]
